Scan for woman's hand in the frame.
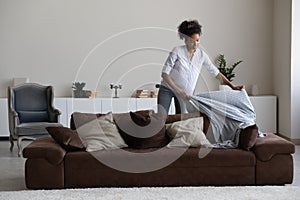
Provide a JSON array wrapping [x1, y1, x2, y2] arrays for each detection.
[[217, 73, 244, 91], [176, 89, 190, 100], [162, 73, 190, 100], [231, 85, 244, 90]]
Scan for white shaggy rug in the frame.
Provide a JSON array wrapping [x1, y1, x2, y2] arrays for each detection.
[[0, 186, 300, 200]]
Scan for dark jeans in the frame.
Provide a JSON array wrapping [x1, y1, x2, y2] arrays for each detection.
[[157, 85, 188, 114]]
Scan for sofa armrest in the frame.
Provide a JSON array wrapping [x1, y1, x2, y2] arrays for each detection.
[[253, 133, 295, 161], [23, 136, 66, 165]]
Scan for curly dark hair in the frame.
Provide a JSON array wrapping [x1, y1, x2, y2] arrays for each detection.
[[178, 20, 202, 40]]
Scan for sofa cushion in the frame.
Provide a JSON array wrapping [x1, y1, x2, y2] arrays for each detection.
[[253, 133, 295, 161], [166, 112, 210, 134], [166, 117, 211, 147], [18, 110, 49, 123], [64, 148, 256, 187], [129, 110, 152, 126], [171, 148, 256, 167], [238, 124, 258, 151], [46, 127, 85, 151], [114, 111, 169, 149], [77, 112, 128, 152], [71, 112, 105, 130], [23, 137, 66, 165]]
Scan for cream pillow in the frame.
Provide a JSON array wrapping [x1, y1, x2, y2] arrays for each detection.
[[166, 117, 211, 148], [77, 112, 127, 152]]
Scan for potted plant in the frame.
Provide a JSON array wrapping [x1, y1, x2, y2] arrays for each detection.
[[216, 54, 243, 90], [72, 82, 91, 98]]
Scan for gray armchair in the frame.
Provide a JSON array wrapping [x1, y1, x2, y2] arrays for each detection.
[[8, 83, 63, 156]]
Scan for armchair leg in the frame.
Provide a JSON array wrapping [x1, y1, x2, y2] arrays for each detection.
[[17, 136, 36, 157], [9, 134, 14, 152], [17, 137, 22, 157]]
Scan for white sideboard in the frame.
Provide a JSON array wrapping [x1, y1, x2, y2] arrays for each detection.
[[0, 96, 276, 137], [53, 98, 69, 127], [0, 99, 9, 137]]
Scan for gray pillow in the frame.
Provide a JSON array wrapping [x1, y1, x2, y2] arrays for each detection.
[[166, 117, 211, 148], [77, 112, 127, 152]]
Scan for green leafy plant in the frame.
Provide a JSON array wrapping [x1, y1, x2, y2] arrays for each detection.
[[72, 82, 91, 98], [216, 54, 243, 82], [72, 82, 86, 91]]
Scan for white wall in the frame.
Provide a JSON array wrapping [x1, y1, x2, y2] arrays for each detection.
[[291, 0, 300, 139], [273, 0, 292, 138], [0, 0, 274, 98], [273, 0, 300, 140]]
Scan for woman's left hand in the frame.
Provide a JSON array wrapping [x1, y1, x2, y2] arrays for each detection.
[[217, 73, 244, 91], [232, 85, 244, 90]]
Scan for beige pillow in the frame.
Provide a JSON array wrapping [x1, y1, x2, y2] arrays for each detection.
[[77, 112, 127, 152], [166, 117, 211, 148]]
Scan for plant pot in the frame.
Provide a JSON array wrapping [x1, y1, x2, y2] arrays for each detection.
[[73, 90, 91, 98], [219, 85, 232, 91]]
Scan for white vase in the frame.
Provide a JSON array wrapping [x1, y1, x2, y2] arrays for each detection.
[[219, 85, 232, 91], [251, 84, 259, 96]]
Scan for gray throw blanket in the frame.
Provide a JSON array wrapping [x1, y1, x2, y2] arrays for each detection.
[[189, 89, 257, 148]]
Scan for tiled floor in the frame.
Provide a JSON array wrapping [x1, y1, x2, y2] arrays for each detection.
[[0, 140, 27, 191], [0, 140, 299, 191]]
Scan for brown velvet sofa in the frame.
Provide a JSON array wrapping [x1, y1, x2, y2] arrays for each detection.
[[23, 112, 295, 189]]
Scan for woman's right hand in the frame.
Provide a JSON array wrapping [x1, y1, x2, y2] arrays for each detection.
[[161, 73, 190, 100], [176, 89, 190, 100]]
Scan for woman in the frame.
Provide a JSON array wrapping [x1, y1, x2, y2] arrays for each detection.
[[158, 20, 243, 114]]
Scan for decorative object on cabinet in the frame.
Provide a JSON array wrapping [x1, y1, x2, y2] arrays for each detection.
[[150, 90, 158, 98], [135, 90, 149, 98], [251, 84, 259, 96], [90, 91, 98, 98], [7, 83, 63, 156], [149, 83, 160, 98], [72, 82, 91, 98], [110, 83, 122, 98]]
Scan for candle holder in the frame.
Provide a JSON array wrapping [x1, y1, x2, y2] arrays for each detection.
[[110, 83, 122, 98]]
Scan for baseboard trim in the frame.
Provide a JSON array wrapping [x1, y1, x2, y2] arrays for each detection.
[[290, 139, 300, 145]]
